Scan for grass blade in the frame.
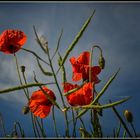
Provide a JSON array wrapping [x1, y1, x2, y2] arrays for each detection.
[[76, 68, 120, 119], [36, 58, 53, 76], [0, 83, 54, 94], [57, 10, 95, 74], [33, 26, 48, 54], [110, 100, 133, 137], [21, 48, 49, 65], [51, 29, 63, 60], [75, 97, 131, 110]]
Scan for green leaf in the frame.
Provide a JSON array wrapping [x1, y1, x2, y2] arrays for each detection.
[[21, 48, 49, 65], [33, 26, 48, 54], [78, 97, 131, 110], [36, 58, 53, 76], [59, 10, 96, 68], [51, 29, 63, 60], [0, 83, 54, 94]]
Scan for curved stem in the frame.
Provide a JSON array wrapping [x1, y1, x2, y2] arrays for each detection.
[[92, 45, 103, 56]]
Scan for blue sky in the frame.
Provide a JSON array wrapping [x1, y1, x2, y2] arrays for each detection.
[[0, 2, 140, 137]]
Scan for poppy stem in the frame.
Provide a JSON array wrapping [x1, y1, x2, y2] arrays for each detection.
[[30, 113, 38, 137], [13, 54, 29, 100], [46, 44, 70, 137], [72, 109, 77, 137], [92, 45, 103, 56], [0, 113, 6, 137], [14, 54, 44, 137], [110, 100, 133, 137], [130, 122, 137, 137], [52, 106, 59, 137], [21, 69, 30, 100]]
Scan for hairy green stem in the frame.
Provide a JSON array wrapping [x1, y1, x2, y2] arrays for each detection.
[[14, 54, 28, 99], [46, 47, 70, 137]]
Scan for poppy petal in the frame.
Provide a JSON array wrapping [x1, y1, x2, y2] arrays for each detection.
[[0, 29, 27, 54], [28, 86, 56, 118], [72, 72, 82, 82], [63, 82, 78, 93], [77, 51, 90, 65], [91, 66, 101, 75], [69, 57, 76, 65], [33, 105, 51, 118]]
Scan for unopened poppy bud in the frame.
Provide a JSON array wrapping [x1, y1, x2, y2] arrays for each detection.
[[98, 54, 105, 69], [20, 66, 26, 73], [124, 110, 133, 123], [22, 106, 30, 115]]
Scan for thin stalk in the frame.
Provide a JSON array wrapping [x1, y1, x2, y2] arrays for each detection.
[[47, 48, 65, 106], [46, 47, 70, 137], [72, 109, 77, 137], [116, 121, 121, 137], [30, 113, 38, 137], [21, 71, 40, 138], [75, 111, 86, 130], [13, 54, 28, 99], [14, 121, 25, 137], [35, 117, 46, 137], [21, 48, 49, 65], [110, 100, 133, 138], [0, 113, 6, 137], [33, 116, 41, 137], [52, 106, 59, 137], [90, 110, 94, 135], [22, 72, 30, 100], [130, 123, 137, 137], [51, 29, 63, 60], [14, 54, 41, 138], [123, 130, 126, 138]]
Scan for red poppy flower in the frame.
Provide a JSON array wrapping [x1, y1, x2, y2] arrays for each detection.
[[70, 51, 101, 83], [0, 29, 27, 54], [28, 86, 56, 118], [63, 82, 93, 106]]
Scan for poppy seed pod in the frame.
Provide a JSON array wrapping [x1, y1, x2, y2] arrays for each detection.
[[22, 106, 30, 115], [20, 66, 26, 73], [99, 54, 105, 69], [124, 110, 133, 123]]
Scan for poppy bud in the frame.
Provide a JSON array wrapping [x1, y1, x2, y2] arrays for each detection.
[[124, 110, 133, 123], [20, 65, 26, 73], [98, 54, 105, 69], [22, 106, 30, 115]]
